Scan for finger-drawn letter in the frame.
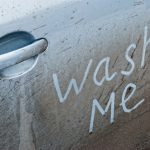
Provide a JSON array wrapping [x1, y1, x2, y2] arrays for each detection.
[[93, 57, 117, 87], [53, 59, 93, 103], [89, 92, 115, 133], [121, 44, 136, 76], [120, 83, 144, 113], [141, 26, 150, 68]]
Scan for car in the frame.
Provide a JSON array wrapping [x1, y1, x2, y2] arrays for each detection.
[[0, 0, 150, 149]]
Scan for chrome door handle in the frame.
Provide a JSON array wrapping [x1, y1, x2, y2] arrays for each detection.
[[0, 38, 48, 70]]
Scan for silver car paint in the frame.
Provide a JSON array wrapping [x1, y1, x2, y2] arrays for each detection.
[[0, 0, 150, 149]]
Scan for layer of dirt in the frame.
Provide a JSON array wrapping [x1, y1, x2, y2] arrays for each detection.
[[72, 106, 150, 150]]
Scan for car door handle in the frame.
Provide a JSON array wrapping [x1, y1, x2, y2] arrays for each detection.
[[0, 38, 48, 70]]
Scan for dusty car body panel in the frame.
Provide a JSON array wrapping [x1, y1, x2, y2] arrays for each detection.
[[0, 0, 150, 149]]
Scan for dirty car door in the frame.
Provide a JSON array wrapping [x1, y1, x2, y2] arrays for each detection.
[[1, 0, 150, 150]]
